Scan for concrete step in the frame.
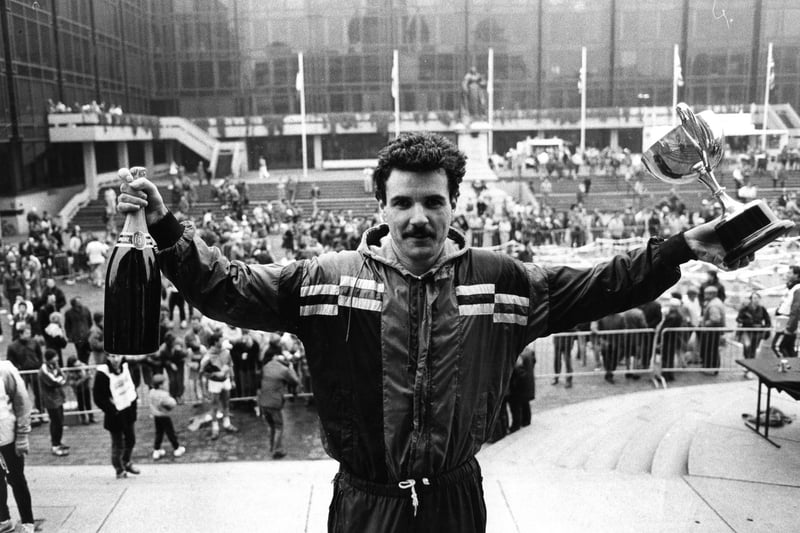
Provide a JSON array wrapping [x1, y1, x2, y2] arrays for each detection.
[[616, 396, 696, 475], [650, 414, 701, 478]]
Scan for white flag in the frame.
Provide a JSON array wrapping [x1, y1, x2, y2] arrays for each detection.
[[674, 46, 684, 87], [577, 66, 585, 94], [391, 52, 399, 100], [767, 45, 776, 90], [296, 67, 304, 93]]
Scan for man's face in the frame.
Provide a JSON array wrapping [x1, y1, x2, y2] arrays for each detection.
[[787, 269, 800, 288], [381, 169, 453, 275]]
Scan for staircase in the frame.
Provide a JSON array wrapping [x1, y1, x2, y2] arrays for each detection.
[[70, 179, 379, 233], [160, 117, 247, 179], [478, 379, 796, 479]]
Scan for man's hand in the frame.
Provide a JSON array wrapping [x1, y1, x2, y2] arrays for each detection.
[[683, 217, 753, 270], [117, 167, 169, 227], [15, 434, 29, 457]]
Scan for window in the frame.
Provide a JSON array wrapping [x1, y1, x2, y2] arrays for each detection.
[[255, 62, 270, 86], [197, 61, 214, 88], [181, 62, 197, 88]]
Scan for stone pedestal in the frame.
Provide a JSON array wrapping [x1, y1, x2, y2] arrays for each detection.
[[456, 121, 497, 182]]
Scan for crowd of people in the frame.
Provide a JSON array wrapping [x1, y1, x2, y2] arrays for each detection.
[[0, 137, 797, 487], [47, 99, 124, 115]]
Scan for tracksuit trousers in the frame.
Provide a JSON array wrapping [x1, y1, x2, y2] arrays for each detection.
[[327, 457, 486, 533]]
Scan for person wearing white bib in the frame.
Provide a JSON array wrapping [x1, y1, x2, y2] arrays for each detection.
[[93, 353, 144, 478]]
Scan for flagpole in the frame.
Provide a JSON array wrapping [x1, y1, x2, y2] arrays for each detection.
[[487, 47, 494, 155], [672, 44, 679, 125], [392, 49, 400, 138], [761, 42, 773, 151], [297, 52, 308, 180], [579, 46, 586, 153]]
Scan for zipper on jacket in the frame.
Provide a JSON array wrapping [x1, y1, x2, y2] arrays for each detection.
[[407, 278, 428, 472]]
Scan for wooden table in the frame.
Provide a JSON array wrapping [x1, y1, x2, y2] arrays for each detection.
[[736, 358, 800, 447]]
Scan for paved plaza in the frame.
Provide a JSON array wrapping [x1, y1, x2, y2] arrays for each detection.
[[9, 379, 798, 532]]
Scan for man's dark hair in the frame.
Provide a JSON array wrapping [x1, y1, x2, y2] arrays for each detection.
[[791, 265, 800, 277], [372, 132, 466, 205], [208, 331, 223, 347]]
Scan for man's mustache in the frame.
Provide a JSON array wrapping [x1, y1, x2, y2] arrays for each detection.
[[404, 228, 435, 239]]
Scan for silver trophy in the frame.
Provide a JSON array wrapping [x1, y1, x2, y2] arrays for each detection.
[[642, 103, 794, 266]]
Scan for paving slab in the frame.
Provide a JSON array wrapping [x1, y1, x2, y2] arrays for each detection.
[[684, 476, 800, 533]]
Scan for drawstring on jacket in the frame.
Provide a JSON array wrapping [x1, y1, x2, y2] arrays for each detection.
[[398, 478, 430, 517]]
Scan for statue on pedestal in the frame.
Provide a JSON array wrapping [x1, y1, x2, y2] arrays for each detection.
[[461, 66, 487, 123]]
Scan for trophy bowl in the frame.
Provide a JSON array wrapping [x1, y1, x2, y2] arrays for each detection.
[[642, 103, 794, 267]]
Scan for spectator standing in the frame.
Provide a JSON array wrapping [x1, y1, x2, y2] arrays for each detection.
[[310, 183, 321, 217], [43, 312, 68, 367], [551, 329, 574, 388], [736, 292, 771, 360], [35, 294, 58, 336], [699, 286, 726, 373], [93, 352, 143, 479], [638, 300, 663, 370], [6, 325, 43, 416], [2, 263, 25, 309], [40, 278, 66, 312], [66, 356, 95, 424], [148, 374, 185, 460], [184, 316, 210, 404], [87, 312, 106, 366], [9, 302, 35, 340], [37, 349, 69, 457], [699, 269, 726, 307], [621, 306, 648, 378], [596, 312, 626, 384], [508, 344, 535, 432], [230, 330, 260, 402], [681, 285, 702, 328], [84, 234, 109, 288], [0, 360, 35, 533], [163, 278, 189, 329], [200, 332, 238, 439], [774, 265, 800, 359], [155, 332, 187, 403], [657, 299, 687, 381], [258, 156, 270, 180], [257, 351, 299, 459], [64, 297, 92, 364]]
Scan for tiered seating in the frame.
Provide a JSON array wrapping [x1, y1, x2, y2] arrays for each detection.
[[67, 168, 800, 233]]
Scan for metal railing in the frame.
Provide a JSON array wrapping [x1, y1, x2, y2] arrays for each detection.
[[532, 326, 780, 389], [18, 359, 313, 422]]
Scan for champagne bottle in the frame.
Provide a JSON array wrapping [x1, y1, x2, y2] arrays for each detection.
[[104, 166, 161, 355]]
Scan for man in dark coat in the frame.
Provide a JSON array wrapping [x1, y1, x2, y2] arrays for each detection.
[[64, 297, 92, 363], [508, 343, 536, 432], [6, 324, 43, 413]]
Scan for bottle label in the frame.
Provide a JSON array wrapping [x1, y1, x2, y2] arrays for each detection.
[[116, 231, 154, 249]]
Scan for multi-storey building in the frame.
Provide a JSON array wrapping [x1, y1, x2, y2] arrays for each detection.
[[1, 0, 799, 221]]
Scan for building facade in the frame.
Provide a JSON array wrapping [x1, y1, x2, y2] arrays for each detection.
[[1, 0, 800, 197]]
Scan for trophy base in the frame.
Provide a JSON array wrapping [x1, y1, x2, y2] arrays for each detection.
[[715, 199, 795, 267]]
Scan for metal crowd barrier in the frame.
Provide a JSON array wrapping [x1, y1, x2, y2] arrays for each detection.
[[532, 326, 778, 389], [653, 326, 775, 387], [17, 358, 315, 424]]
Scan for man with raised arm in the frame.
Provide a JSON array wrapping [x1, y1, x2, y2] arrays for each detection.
[[117, 132, 746, 533]]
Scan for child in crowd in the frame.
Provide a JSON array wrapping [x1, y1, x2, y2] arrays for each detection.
[[66, 355, 95, 424], [37, 349, 69, 456], [148, 374, 185, 460]]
